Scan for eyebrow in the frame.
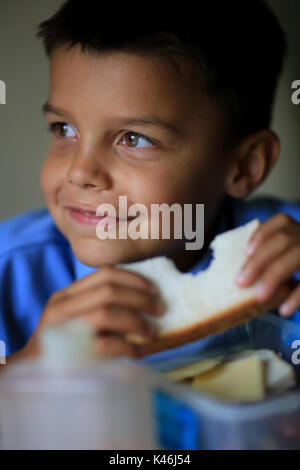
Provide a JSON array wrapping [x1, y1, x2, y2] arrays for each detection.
[[42, 102, 184, 138]]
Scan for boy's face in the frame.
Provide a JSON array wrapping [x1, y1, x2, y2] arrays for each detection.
[[41, 45, 231, 268]]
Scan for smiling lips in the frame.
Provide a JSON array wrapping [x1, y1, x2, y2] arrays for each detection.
[[65, 204, 134, 227]]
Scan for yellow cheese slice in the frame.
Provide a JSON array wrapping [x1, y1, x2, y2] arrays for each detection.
[[191, 354, 265, 402], [165, 357, 223, 382]]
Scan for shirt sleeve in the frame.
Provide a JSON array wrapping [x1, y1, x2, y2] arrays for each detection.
[[0, 243, 74, 356], [0, 252, 29, 355]]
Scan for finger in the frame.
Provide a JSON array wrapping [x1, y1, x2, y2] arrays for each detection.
[[52, 282, 165, 321], [246, 214, 296, 256], [62, 265, 159, 298], [93, 333, 142, 359], [279, 284, 300, 317], [96, 283, 165, 316], [254, 246, 300, 301], [81, 306, 157, 340], [236, 231, 293, 286]]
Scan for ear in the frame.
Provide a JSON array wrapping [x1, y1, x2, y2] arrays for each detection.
[[225, 130, 280, 199]]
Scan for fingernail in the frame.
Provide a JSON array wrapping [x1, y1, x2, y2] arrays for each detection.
[[127, 333, 145, 344], [246, 242, 256, 256], [235, 270, 250, 285], [279, 301, 293, 316], [255, 282, 269, 300]]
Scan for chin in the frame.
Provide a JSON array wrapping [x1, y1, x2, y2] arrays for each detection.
[[69, 238, 144, 267], [68, 233, 181, 268]]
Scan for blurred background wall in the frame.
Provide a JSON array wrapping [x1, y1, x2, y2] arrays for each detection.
[[0, 0, 299, 221]]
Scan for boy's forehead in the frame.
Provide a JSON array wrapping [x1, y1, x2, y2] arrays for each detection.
[[49, 46, 205, 114], [47, 45, 226, 139], [50, 45, 197, 86]]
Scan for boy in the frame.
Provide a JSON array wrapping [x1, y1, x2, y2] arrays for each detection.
[[1, 0, 300, 363]]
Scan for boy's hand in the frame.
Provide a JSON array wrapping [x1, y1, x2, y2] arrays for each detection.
[[235, 214, 300, 317], [22, 265, 164, 360]]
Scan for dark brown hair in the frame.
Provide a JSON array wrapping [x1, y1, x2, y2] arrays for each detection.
[[36, 0, 288, 144]]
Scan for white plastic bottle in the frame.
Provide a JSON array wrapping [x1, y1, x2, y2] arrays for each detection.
[[0, 319, 159, 450]]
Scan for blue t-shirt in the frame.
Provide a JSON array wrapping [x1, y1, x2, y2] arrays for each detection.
[[0, 195, 300, 358]]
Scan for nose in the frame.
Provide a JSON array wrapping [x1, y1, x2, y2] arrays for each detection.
[[66, 145, 112, 191]]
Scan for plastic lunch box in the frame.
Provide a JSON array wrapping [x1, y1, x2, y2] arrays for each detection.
[[148, 312, 300, 450], [0, 313, 299, 450]]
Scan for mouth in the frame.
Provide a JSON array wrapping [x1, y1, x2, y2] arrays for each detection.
[[64, 204, 135, 227]]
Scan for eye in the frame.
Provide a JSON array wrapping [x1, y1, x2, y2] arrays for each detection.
[[121, 131, 157, 149], [48, 122, 76, 139]]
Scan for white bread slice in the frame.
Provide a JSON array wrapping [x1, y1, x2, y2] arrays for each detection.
[[119, 219, 293, 354]]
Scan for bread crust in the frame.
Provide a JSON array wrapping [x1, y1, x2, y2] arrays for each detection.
[[133, 282, 295, 355]]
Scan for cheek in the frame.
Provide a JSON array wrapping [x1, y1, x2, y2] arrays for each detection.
[[132, 173, 191, 210], [137, 161, 225, 209], [138, 162, 198, 206]]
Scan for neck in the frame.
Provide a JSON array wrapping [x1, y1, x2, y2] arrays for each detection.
[[166, 197, 226, 273]]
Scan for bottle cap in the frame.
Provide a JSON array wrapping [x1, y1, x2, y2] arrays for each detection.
[[39, 318, 97, 370]]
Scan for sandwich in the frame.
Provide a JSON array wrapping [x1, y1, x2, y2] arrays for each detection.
[[120, 219, 293, 354]]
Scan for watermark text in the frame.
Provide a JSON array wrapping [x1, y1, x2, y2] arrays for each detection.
[[0, 80, 6, 104], [0, 340, 6, 364], [95, 197, 204, 251], [291, 80, 300, 105]]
